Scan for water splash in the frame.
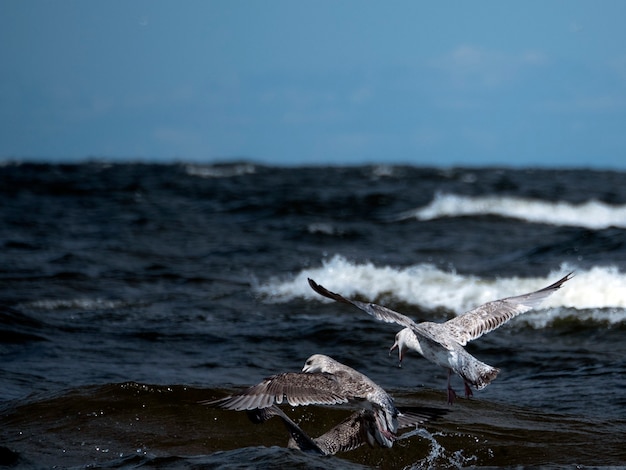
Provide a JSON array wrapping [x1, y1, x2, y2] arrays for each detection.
[[399, 428, 479, 469]]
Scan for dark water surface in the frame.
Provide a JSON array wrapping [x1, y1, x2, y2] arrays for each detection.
[[1, 163, 626, 468]]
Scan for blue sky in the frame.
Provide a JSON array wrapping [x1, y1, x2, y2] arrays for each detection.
[[2, 1, 626, 168]]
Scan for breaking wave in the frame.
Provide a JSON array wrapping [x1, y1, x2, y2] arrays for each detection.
[[395, 193, 626, 229], [256, 255, 626, 327]]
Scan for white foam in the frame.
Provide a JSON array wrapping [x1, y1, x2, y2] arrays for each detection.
[[256, 255, 626, 327], [18, 298, 129, 311], [184, 163, 256, 178], [396, 193, 626, 229]]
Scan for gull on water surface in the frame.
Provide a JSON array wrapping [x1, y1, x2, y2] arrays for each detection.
[[207, 354, 402, 448], [248, 404, 444, 455], [308, 273, 572, 404]]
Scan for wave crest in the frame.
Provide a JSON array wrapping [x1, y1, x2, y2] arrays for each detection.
[[395, 193, 626, 229]]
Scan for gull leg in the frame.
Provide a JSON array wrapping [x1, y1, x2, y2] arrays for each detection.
[[446, 369, 457, 405], [464, 381, 473, 399]]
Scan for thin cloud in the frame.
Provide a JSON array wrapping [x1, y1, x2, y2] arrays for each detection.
[[431, 45, 548, 87], [537, 95, 626, 113], [349, 85, 373, 104], [609, 54, 626, 80]]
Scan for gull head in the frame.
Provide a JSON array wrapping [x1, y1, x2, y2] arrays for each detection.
[[302, 354, 337, 374], [389, 328, 411, 366]]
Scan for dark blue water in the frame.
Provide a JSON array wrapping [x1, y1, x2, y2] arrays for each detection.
[[1, 162, 625, 468]]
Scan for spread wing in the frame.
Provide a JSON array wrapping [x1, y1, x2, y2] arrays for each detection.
[[246, 404, 380, 454], [443, 272, 573, 345], [255, 406, 378, 454], [316, 410, 375, 453], [397, 406, 447, 429], [308, 278, 444, 346], [247, 404, 446, 455], [206, 372, 350, 410], [312, 405, 447, 454]]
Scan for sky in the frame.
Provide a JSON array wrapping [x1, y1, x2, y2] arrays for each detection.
[[2, 1, 626, 168]]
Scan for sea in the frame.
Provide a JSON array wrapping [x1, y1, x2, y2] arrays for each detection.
[[1, 162, 625, 469]]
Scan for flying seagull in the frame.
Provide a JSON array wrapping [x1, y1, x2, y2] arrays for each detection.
[[248, 404, 445, 455], [308, 273, 572, 404], [208, 354, 401, 447]]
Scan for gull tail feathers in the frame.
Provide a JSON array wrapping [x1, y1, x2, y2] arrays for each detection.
[[456, 352, 500, 390]]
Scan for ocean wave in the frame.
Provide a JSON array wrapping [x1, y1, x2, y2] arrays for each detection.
[[394, 193, 626, 229], [4, 382, 623, 469], [256, 255, 626, 326]]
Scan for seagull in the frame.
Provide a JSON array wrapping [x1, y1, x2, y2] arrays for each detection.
[[308, 273, 572, 404], [208, 354, 401, 447], [248, 404, 445, 455]]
